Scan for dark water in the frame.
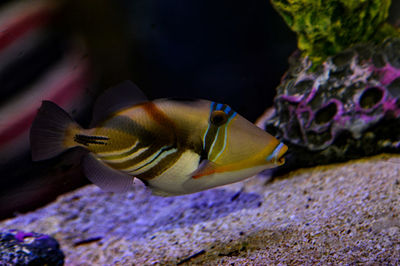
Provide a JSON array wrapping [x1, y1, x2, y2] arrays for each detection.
[[0, 0, 293, 218], [120, 0, 296, 119]]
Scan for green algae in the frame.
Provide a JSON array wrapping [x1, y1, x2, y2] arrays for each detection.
[[270, 0, 400, 65]]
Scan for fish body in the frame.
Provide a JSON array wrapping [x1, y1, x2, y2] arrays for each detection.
[[30, 81, 287, 196]]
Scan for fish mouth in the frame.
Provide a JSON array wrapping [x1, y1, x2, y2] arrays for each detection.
[[267, 142, 288, 166]]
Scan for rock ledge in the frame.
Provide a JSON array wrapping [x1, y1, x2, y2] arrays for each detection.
[[1, 154, 399, 265]]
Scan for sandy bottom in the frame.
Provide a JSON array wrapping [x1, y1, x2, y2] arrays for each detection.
[[1, 154, 400, 265]]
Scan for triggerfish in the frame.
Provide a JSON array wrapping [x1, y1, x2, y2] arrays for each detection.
[[30, 81, 287, 196]]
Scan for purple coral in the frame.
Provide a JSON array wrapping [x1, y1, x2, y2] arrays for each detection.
[[261, 38, 400, 171]]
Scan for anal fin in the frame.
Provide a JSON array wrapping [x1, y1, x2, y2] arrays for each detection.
[[83, 153, 134, 192]]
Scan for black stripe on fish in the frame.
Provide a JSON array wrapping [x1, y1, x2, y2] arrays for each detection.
[[201, 102, 237, 160], [108, 144, 173, 170], [202, 125, 219, 159], [100, 141, 147, 160], [74, 134, 109, 146], [136, 149, 183, 180], [129, 145, 175, 173]]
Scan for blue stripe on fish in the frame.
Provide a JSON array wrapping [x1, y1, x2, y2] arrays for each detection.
[[210, 102, 216, 111], [202, 101, 215, 151], [202, 101, 239, 161], [228, 111, 237, 120], [129, 145, 175, 173], [266, 142, 285, 162], [202, 124, 211, 152], [210, 125, 227, 161]]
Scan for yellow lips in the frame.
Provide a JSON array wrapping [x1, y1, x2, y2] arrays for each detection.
[[266, 142, 288, 165], [277, 146, 288, 165]]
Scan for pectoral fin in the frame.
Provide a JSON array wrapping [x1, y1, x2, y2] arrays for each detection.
[[83, 153, 134, 192], [191, 159, 218, 179]]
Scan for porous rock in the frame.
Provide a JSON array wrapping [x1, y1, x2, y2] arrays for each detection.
[[259, 38, 400, 172], [0, 154, 399, 264], [0, 229, 64, 265]]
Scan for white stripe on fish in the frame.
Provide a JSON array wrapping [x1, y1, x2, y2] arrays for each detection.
[[129, 147, 178, 175]]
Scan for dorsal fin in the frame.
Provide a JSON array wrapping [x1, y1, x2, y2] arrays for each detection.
[[91, 80, 148, 126]]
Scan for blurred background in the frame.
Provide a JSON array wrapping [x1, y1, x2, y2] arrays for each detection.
[[2, 0, 397, 219]]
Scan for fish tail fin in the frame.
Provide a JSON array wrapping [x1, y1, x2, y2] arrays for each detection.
[[30, 101, 82, 161]]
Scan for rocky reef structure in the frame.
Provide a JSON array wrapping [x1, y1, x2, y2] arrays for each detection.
[[259, 0, 400, 171], [0, 229, 64, 265], [260, 38, 400, 171]]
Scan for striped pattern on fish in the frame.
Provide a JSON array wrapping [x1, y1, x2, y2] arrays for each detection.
[[202, 102, 237, 161], [30, 81, 287, 196]]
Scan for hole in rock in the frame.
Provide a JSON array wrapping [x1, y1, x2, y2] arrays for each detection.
[[315, 102, 338, 124], [359, 87, 383, 109]]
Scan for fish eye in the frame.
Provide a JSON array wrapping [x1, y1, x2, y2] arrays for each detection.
[[210, 110, 228, 126]]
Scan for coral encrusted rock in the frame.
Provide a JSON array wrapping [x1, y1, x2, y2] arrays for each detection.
[[260, 0, 400, 172], [0, 229, 64, 265], [270, 0, 398, 64], [259, 38, 400, 171]]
